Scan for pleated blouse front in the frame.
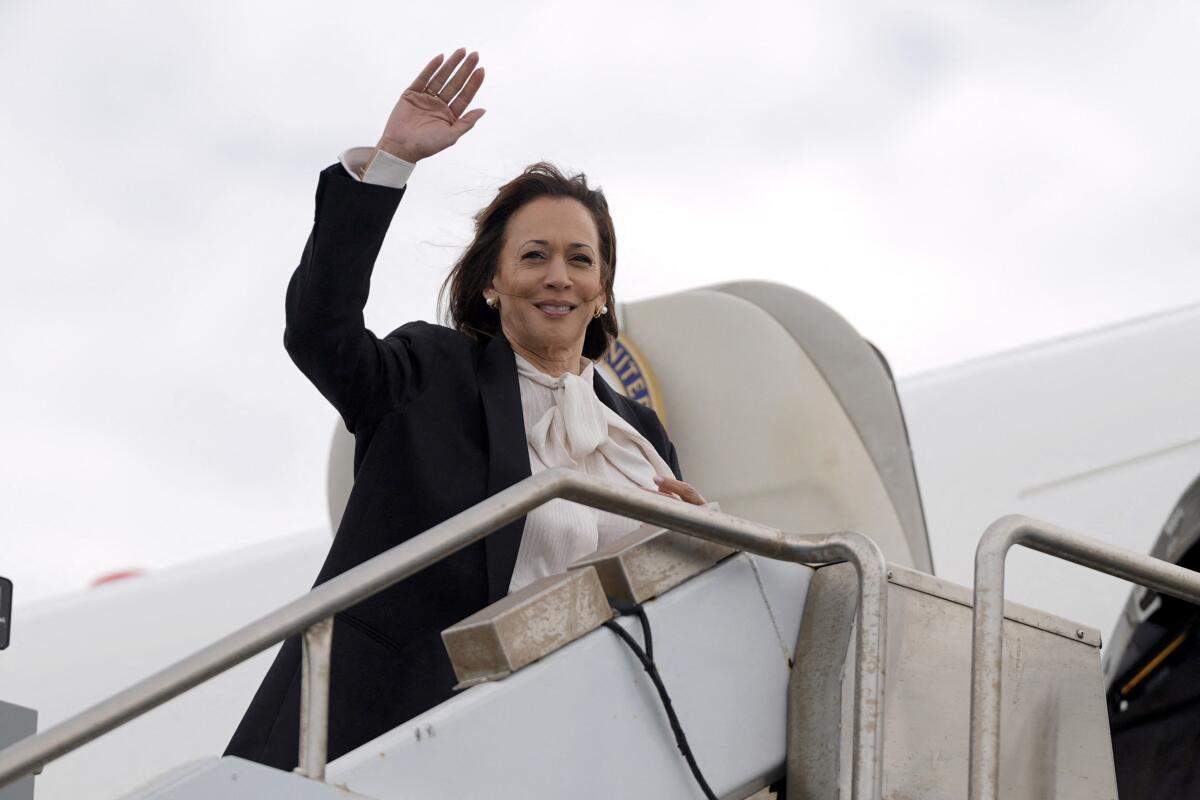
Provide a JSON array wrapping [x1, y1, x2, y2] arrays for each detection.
[[507, 351, 676, 593]]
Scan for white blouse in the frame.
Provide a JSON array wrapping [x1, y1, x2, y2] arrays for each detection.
[[507, 352, 676, 593]]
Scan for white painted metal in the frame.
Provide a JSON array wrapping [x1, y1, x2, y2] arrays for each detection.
[[0, 531, 329, 800], [117, 757, 377, 799], [325, 554, 812, 800], [902, 303, 1200, 640], [711, 281, 933, 572], [586, 289, 917, 569]]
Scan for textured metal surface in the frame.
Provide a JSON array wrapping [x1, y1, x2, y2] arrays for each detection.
[[887, 564, 1101, 647], [568, 523, 735, 604], [442, 568, 613, 687], [792, 562, 1118, 799], [118, 756, 378, 799], [787, 563, 858, 797], [0, 470, 888, 799], [971, 514, 1200, 800]]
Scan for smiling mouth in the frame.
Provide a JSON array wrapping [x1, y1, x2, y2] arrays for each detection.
[[533, 302, 576, 317]]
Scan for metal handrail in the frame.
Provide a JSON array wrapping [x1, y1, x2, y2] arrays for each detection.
[[0, 468, 890, 799], [969, 514, 1200, 800]]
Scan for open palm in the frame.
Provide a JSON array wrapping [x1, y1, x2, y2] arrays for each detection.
[[377, 49, 487, 163]]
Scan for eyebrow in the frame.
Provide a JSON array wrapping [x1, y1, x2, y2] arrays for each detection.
[[521, 239, 595, 251]]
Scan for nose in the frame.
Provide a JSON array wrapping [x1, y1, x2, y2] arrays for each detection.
[[542, 253, 572, 290]]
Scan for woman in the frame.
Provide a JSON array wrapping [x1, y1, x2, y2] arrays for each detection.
[[225, 48, 706, 771]]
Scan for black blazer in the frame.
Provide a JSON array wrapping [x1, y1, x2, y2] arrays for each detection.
[[225, 163, 682, 771]]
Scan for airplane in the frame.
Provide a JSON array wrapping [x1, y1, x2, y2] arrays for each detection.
[[1, 282, 1197, 798]]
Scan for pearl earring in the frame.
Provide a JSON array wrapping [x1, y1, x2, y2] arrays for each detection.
[[485, 296, 497, 309], [594, 304, 608, 319]]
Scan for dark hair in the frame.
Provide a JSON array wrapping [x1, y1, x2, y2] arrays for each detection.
[[439, 161, 618, 359]]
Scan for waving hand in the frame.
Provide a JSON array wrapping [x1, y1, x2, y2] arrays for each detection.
[[377, 48, 487, 164]]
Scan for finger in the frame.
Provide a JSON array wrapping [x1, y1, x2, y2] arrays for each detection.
[[440, 51, 479, 104], [453, 107, 486, 132], [655, 477, 705, 505], [407, 53, 445, 93], [426, 46, 467, 95], [448, 67, 485, 118], [640, 483, 678, 500], [654, 476, 691, 494]]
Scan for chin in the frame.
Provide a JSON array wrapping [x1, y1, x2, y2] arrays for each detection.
[[531, 324, 585, 346]]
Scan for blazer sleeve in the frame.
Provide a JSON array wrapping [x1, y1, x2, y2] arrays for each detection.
[[665, 439, 683, 481], [629, 402, 683, 481], [283, 163, 433, 434]]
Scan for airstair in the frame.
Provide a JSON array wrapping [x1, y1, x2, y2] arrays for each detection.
[[5, 470, 1198, 798], [3, 283, 1199, 799]]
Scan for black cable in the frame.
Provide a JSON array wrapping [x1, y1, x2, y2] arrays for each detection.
[[604, 607, 717, 800], [607, 597, 653, 660]]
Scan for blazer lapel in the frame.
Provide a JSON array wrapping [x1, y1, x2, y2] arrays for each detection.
[[477, 334, 533, 603], [593, 370, 644, 433], [593, 369, 678, 474]]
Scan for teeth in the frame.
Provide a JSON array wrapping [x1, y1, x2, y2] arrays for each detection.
[[539, 304, 571, 312]]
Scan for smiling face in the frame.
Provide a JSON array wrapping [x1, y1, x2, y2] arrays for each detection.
[[487, 195, 607, 370]]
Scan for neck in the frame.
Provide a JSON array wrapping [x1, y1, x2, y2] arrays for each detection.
[[504, 329, 585, 378]]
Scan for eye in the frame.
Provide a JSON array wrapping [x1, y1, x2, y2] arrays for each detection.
[[572, 255, 594, 265], [522, 251, 545, 260]]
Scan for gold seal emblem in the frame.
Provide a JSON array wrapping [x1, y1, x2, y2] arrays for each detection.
[[598, 335, 666, 425]]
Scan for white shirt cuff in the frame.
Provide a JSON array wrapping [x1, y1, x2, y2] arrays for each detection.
[[339, 146, 415, 189]]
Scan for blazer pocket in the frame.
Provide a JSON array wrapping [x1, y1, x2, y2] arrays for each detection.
[[337, 611, 410, 656]]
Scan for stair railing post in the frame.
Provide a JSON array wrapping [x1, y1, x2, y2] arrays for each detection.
[[295, 617, 334, 781], [969, 515, 1200, 800]]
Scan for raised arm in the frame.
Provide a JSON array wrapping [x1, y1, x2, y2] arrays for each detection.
[[283, 49, 487, 433]]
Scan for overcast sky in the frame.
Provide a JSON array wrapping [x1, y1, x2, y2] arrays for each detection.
[[3, 0, 1199, 605]]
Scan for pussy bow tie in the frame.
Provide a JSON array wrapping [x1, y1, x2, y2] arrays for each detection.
[[515, 356, 672, 486]]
